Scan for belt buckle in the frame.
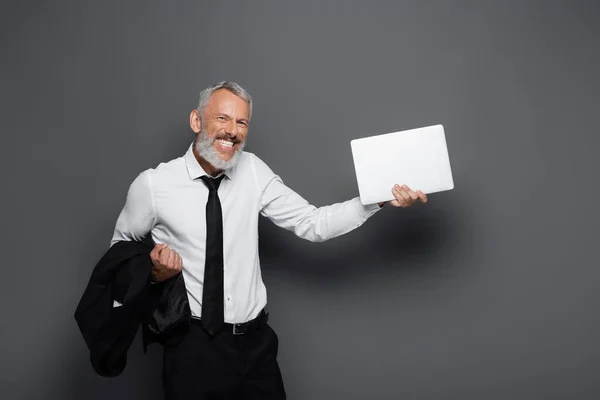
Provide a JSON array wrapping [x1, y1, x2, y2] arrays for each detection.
[[232, 323, 243, 335]]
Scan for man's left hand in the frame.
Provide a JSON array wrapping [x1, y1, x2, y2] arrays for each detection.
[[379, 184, 428, 208]]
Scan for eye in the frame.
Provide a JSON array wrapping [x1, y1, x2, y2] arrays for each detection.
[[217, 116, 226, 121], [237, 121, 248, 127]]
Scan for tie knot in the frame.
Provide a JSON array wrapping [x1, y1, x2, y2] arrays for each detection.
[[200, 175, 225, 191]]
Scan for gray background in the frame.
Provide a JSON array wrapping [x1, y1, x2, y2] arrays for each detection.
[[1, 0, 599, 399]]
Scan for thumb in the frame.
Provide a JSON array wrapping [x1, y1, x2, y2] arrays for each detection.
[[154, 243, 169, 252]]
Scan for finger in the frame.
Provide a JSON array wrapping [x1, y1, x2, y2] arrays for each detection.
[[150, 243, 166, 260], [416, 190, 428, 203], [159, 247, 170, 266], [403, 185, 418, 201], [398, 185, 410, 200], [392, 187, 409, 207], [392, 187, 407, 205], [392, 185, 403, 198], [175, 252, 183, 271], [152, 243, 168, 256], [172, 252, 181, 271], [395, 186, 411, 202], [168, 249, 176, 269]]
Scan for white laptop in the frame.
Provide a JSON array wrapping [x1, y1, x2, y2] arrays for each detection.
[[350, 124, 454, 205]]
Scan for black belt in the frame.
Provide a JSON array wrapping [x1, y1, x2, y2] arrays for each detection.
[[192, 310, 269, 335]]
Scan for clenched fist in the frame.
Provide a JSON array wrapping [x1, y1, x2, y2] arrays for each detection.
[[150, 243, 183, 282]]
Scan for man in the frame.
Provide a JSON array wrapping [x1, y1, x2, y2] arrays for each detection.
[[110, 81, 427, 399]]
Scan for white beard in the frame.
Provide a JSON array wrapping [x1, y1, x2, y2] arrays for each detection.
[[194, 129, 246, 171]]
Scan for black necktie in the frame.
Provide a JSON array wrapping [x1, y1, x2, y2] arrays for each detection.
[[200, 175, 225, 336]]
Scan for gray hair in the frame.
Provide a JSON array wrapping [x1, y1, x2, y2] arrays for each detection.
[[197, 81, 253, 120]]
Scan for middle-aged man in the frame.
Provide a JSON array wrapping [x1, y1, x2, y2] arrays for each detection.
[[110, 81, 428, 399]]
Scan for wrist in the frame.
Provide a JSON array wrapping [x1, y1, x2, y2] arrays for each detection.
[[150, 269, 161, 283]]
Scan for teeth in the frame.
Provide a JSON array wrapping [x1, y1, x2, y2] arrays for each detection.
[[217, 139, 234, 147]]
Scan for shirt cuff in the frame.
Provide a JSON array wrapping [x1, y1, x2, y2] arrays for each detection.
[[357, 198, 382, 219]]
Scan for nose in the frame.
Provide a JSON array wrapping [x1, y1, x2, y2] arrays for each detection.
[[225, 119, 238, 137]]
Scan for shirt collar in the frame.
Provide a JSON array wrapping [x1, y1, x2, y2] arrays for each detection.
[[184, 142, 237, 181]]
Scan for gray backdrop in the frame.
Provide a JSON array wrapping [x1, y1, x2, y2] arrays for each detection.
[[2, 0, 599, 399]]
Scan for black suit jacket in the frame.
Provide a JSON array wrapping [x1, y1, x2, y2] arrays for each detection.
[[74, 237, 191, 377]]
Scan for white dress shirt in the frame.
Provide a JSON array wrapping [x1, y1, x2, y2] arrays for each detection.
[[110, 143, 381, 323]]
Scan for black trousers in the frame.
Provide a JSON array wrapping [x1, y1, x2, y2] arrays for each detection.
[[162, 318, 286, 400]]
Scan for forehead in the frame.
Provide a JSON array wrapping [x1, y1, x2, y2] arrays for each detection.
[[206, 89, 250, 118]]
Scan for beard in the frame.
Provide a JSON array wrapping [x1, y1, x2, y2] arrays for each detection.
[[194, 129, 246, 171]]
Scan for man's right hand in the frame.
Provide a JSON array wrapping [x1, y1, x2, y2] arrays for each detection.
[[149, 243, 183, 282]]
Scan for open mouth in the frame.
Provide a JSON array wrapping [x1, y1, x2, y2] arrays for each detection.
[[215, 138, 237, 154]]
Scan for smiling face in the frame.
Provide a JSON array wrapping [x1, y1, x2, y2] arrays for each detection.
[[190, 88, 251, 173]]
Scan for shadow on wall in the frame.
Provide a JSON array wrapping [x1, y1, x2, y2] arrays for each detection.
[[258, 191, 470, 282]]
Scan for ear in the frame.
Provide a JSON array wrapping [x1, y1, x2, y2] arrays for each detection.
[[190, 109, 202, 134]]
